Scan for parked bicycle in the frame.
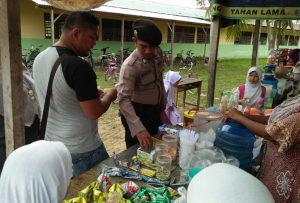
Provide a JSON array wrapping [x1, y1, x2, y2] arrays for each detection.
[[185, 50, 196, 66], [99, 47, 111, 69], [104, 53, 119, 83], [115, 47, 132, 67], [173, 50, 184, 66], [83, 48, 97, 70], [173, 50, 196, 67]]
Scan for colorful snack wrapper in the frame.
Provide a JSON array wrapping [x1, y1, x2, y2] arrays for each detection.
[[133, 156, 157, 170], [113, 152, 140, 169], [141, 175, 176, 186], [130, 186, 172, 203], [78, 181, 98, 202], [121, 181, 139, 194], [63, 181, 131, 203], [107, 167, 141, 180], [62, 197, 87, 203], [97, 168, 111, 193], [140, 168, 156, 177]]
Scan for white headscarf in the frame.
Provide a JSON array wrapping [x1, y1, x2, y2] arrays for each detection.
[[163, 71, 181, 106], [0, 140, 73, 203], [244, 67, 263, 106]]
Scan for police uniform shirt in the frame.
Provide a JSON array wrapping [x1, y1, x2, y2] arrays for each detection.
[[118, 48, 167, 137]]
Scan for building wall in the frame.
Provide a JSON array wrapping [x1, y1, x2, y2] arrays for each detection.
[[20, 0, 300, 59]]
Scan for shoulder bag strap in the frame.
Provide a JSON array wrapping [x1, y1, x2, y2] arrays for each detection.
[[39, 54, 66, 139]]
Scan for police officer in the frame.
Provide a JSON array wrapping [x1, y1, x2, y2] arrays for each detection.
[[118, 19, 167, 149]]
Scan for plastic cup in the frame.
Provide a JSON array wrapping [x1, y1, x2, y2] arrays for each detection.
[[162, 134, 178, 161], [179, 140, 195, 168], [156, 154, 172, 180]]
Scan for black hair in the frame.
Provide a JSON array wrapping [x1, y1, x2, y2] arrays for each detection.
[[63, 11, 99, 31]]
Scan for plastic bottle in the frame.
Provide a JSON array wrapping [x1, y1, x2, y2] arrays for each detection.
[[219, 95, 228, 113]]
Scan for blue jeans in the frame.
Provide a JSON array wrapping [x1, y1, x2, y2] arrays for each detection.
[[71, 144, 109, 177]]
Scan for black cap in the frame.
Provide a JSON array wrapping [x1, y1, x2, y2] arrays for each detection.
[[132, 19, 162, 47]]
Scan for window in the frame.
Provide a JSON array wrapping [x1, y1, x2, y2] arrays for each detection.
[[278, 35, 288, 45], [102, 19, 133, 41], [288, 36, 299, 46], [260, 33, 268, 45], [167, 26, 195, 43], [234, 32, 252, 44], [44, 13, 66, 39], [197, 27, 210, 43]]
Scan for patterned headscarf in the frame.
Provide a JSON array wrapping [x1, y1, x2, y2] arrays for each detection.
[[268, 94, 300, 124]]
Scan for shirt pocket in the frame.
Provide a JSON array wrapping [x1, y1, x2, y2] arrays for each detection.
[[139, 70, 155, 86]]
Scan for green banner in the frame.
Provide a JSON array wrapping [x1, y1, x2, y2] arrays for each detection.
[[212, 3, 300, 19]]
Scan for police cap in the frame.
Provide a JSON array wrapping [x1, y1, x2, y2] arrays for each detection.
[[132, 19, 162, 47]]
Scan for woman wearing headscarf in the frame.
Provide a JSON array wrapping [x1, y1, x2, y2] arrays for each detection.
[[287, 49, 300, 66], [0, 140, 73, 203], [224, 94, 300, 202], [235, 66, 266, 110], [161, 71, 181, 125]]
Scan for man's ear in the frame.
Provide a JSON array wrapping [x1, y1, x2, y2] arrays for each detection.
[[72, 27, 80, 40]]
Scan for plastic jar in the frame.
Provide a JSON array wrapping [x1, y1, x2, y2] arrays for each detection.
[[162, 134, 178, 161], [156, 154, 172, 180]]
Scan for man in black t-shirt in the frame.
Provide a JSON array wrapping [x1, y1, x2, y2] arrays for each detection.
[[33, 12, 117, 177]]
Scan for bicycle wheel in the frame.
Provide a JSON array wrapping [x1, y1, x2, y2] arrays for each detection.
[[174, 57, 183, 66], [185, 57, 193, 66]]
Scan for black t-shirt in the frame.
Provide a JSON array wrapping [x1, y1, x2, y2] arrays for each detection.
[[55, 46, 98, 102]]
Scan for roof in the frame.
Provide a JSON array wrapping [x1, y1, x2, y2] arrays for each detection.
[[31, 0, 211, 24]]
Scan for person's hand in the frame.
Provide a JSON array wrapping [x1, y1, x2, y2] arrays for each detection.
[[223, 108, 243, 122], [239, 98, 249, 105], [98, 89, 105, 97], [136, 130, 153, 149], [103, 88, 118, 101]]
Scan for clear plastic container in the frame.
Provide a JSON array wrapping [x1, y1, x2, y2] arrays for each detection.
[[152, 142, 168, 161], [162, 134, 178, 161], [156, 154, 172, 180]]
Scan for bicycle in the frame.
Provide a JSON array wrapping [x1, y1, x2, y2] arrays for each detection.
[[104, 54, 119, 84], [115, 48, 132, 66], [185, 50, 196, 66], [99, 47, 111, 69], [173, 50, 184, 66], [84, 49, 97, 69]]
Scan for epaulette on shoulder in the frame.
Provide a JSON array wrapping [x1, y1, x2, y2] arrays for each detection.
[[127, 54, 138, 66]]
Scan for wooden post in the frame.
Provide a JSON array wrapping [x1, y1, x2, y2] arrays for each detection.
[[51, 9, 55, 44], [121, 16, 125, 64], [0, 0, 25, 155], [207, 17, 220, 107], [170, 21, 175, 69], [251, 20, 261, 67]]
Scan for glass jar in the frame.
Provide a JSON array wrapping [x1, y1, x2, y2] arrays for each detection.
[[162, 134, 178, 161], [156, 154, 172, 180], [151, 142, 168, 161]]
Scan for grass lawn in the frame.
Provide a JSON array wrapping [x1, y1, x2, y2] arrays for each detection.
[[96, 58, 266, 111]]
